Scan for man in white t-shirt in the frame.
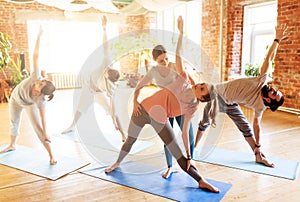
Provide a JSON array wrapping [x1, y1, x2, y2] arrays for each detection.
[[0, 26, 57, 165], [194, 24, 288, 167], [62, 16, 126, 142]]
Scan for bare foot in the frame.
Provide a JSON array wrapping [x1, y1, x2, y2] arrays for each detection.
[[198, 178, 220, 193], [105, 162, 119, 173], [162, 167, 173, 179], [61, 127, 74, 134], [0, 145, 16, 153], [50, 159, 57, 165], [255, 151, 274, 167]]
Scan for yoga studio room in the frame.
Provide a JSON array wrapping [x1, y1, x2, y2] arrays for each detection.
[[0, 0, 299, 201]]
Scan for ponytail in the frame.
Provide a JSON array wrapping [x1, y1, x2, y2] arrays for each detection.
[[198, 84, 218, 128], [41, 80, 56, 101], [47, 93, 54, 101]]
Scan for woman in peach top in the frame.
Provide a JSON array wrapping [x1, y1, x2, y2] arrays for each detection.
[[105, 16, 219, 193]]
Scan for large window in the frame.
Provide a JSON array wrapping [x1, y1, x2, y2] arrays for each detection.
[[242, 2, 277, 78], [27, 20, 119, 73], [157, 2, 201, 44], [156, 1, 202, 70]]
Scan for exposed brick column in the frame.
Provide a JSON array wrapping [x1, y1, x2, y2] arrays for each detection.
[[275, 0, 300, 108], [225, 0, 243, 79], [201, 0, 221, 79]]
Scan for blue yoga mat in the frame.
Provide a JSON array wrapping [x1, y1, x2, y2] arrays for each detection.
[[0, 145, 89, 180], [80, 161, 232, 202], [195, 147, 299, 180]]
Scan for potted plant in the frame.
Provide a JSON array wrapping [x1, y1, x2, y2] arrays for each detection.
[[0, 31, 26, 88], [244, 45, 274, 78], [244, 63, 260, 77]]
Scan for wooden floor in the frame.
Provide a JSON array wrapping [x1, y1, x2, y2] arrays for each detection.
[[0, 89, 300, 202]]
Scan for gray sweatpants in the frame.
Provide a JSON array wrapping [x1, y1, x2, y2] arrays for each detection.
[[116, 106, 202, 182], [198, 95, 253, 137], [9, 99, 45, 142]]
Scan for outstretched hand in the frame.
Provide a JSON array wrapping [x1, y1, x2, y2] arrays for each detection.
[[133, 100, 142, 116], [177, 16, 183, 34], [102, 15, 107, 28], [38, 25, 44, 36], [275, 24, 288, 41]]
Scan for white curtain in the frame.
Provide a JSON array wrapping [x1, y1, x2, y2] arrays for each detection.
[[35, 0, 119, 12], [135, 0, 182, 11], [119, 1, 148, 16], [90, 1, 120, 13], [31, 0, 188, 14]]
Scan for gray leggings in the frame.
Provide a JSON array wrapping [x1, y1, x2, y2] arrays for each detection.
[[116, 106, 202, 182], [9, 99, 45, 142]]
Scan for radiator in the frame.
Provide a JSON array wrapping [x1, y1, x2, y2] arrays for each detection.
[[278, 107, 300, 117], [48, 72, 83, 89]]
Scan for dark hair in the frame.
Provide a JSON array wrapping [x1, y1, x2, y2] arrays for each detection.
[[107, 68, 120, 82], [152, 45, 167, 60], [41, 80, 56, 101], [261, 85, 284, 111], [263, 96, 284, 112]]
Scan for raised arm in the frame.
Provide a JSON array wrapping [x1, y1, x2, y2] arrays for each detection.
[[188, 73, 195, 86], [260, 24, 288, 75], [175, 16, 185, 75], [102, 15, 110, 67], [33, 26, 43, 72]]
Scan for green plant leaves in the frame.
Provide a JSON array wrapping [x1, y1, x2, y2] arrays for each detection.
[[244, 63, 260, 77]]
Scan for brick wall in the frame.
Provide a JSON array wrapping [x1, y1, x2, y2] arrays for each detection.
[[226, 0, 243, 79], [0, 1, 148, 80], [201, 0, 222, 80], [275, 0, 300, 108], [1, 0, 299, 109], [201, 0, 300, 109], [0, 1, 61, 79], [119, 15, 149, 74], [201, 0, 243, 81]]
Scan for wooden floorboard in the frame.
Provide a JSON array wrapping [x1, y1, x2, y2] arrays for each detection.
[[0, 89, 300, 201], [0, 173, 171, 202], [0, 164, 43, 189]]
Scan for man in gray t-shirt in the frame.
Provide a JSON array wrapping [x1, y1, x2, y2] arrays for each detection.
[[194, 24, 288, 167]]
